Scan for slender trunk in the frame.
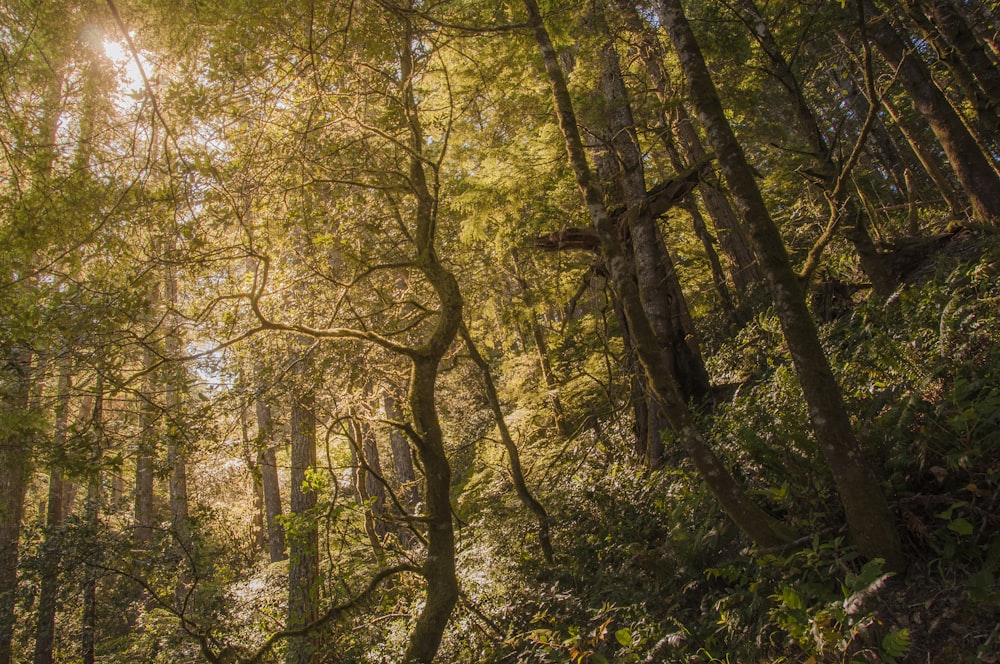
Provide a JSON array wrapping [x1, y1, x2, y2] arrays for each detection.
[[399, 26, 461, 663], [33, 360, 72, 664], [255, 395, 287, 563], [81, 480, 99, 664], [511, 255, 571, 436], [523, 0, 793, 549], [81, 375, 103, 664], [880, 94, 964, 215], [685, 200, 738, 321], [850, 0, 1000, 224], [350, 410, 388, 559], [0, 347, 33, 664], [286, 355, 318, 664], [240, 404, 266, 551], [135, 335, 157, 548], [656, 0, 903, 569], [461, 326, 554, 563], [925, 0, 1000, 127], [383, 388, 418, 512], [673, 109, 762, 294]]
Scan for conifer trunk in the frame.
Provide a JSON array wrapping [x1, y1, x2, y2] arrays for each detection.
[[398, 25, 461, 663]]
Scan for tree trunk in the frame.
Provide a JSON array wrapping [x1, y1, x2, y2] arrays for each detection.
[[163, 259, 191, 594], [850, 0, 1000, 224], [619, 7, 762, 299], [81, 374, 103, 664], [255, 390, 287, 563], [523, 0, 794, 550], [879, 94, 964, 215], [135, 338, 157, 549], [598, 41, 713, 407], [656, 0, 903, 569], [511, 254, 571, 437], [0, 346, 33, 664], [286, 355, 318, 664], [350, 410, 389, 559], [921, 0, 1000, 129], [672, 108, 762, 295], [383, 388, 419, 514], [399, 27, 461, 663], [32, 360, 71, 664]]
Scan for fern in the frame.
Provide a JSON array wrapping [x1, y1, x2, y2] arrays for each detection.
[[881, 628, 911, 662]]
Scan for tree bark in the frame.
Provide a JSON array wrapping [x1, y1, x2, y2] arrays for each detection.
[[510, 254, 571, 437], [32, 360, 71, 664], [81, 374, 103, 664], [383, 387, 419, 515], [598, 40, 713, 406], [879, 94, 963, 215], [656, 0, 903, 569], [523, 0, 794, 550], [915, 0, 1000, 131], [286, 354, 318, 664], [0, 346, 33, 664], [255, 396, 287, 563]]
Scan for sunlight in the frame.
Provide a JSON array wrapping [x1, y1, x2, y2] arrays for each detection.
[[102, 37, 149, 96]]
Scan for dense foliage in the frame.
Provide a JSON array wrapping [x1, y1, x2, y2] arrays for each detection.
[[1, 0, 999, 662]]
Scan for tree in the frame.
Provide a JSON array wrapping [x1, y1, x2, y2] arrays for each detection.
[[522, 0, 794, 549], [847, 0, 1000, 225], [654, 0, 903, 569]]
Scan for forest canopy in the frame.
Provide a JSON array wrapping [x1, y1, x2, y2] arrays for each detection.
[[1, 0, 999, 662]]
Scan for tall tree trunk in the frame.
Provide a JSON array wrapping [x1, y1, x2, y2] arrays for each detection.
[[879, 94, 964, 215], [510, 254, 571, 437], [522, 0, 794, 550], [286, 352, 318, 664], [350, 409, 389, 559], [81, 374, 103, 664], [0, 346, 33, 664], [655, 0, 903, 569], [135, 320, 158, 549], [622, 11, 762, 299], [399, 26, 461, 663], [383, 387, 419, 513], [255, 395, 286, 563], [32, 359, 72, 664], [598, 40, 713, 406], [672, 109, 762, 295], [926, 0, 1000, 126], [163, 258, 191, 595], [849, 0, 1000, 225]]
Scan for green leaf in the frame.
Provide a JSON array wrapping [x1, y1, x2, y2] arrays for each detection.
[[615, 628, 632, 648], [948, 518, 974, 536]]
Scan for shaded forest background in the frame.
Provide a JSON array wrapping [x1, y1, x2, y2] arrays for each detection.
[[1, 0, 999, 661]]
